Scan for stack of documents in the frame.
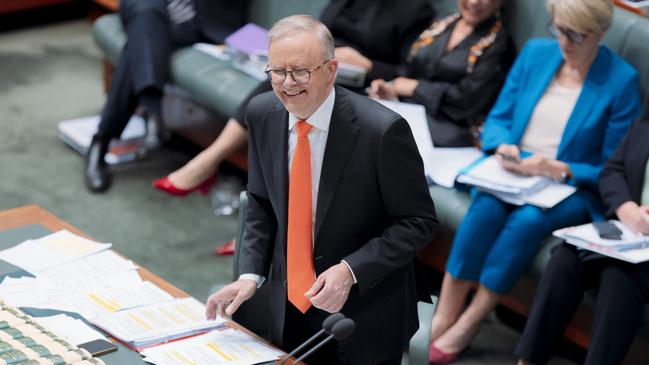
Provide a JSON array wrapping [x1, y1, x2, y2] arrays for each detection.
[[91, 297, 226, 351], [554, 221, 649, 263], [58, 115, 146, 165], [141, 328, 283, 365], [456, 156, 576, 208]]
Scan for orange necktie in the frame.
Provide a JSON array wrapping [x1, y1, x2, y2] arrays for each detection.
[[287, 120, 315, 313]]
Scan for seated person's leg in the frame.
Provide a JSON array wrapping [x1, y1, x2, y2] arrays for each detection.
[[584, 261, 649, 365], [154, 81, 273, 194], [515, 244, 586, 365]]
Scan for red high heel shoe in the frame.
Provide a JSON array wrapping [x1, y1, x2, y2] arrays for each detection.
[[152, 175, 216, 196], [428, 342, 459, 364]]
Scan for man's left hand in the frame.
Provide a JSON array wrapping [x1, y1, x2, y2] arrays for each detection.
[[305, 263, 354, 313]]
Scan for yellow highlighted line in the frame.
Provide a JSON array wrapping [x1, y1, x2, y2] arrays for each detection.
[[159, 308, 183, 326], [171, 350, 197, 365], [175, 305, 200, 321], [88, 294, 119, 312], [206, 342, 232, 361], [240, 343, 258, 358], [127, 313, 153, 330]]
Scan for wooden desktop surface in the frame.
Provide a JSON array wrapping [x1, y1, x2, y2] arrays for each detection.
[[0, 204, 288, 364]]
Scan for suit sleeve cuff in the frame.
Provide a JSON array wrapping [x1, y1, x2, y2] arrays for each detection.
[[239, 274, 265, 288], [340, 260, 358, 284]]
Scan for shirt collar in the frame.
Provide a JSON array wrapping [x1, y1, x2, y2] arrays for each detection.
[[288, 87, 335, 133]]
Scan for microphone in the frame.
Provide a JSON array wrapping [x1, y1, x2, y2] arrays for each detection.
[[292, 318, 355, 364], [278, 313, 345, 365]]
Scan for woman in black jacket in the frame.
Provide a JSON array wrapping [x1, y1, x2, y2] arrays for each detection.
[[515, 107, 649, 365]]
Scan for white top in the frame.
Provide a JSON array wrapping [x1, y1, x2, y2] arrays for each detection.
[[520, 78, 582, 159]]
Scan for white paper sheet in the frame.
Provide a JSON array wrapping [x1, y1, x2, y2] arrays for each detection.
[[34, 314, 106, 345], [141, 328, 282, 365], [426, 147, 483, 188], [0, 230, 111, 273], [91, 297, 226, 348]]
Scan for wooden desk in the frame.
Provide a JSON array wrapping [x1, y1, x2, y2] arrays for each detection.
[[0, 204, 284, 364]]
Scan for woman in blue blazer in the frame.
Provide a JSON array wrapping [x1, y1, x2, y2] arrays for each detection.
[[428, 0, 642, 363]]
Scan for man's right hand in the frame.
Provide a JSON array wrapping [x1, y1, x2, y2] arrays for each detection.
[[205, 279, 257, 320]]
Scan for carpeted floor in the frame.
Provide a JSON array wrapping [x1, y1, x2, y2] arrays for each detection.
[[0, 17, 579, 365]]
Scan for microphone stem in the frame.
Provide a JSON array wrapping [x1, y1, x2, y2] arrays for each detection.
[[293, 335, 335, 364], [278, 329, 325, 365]]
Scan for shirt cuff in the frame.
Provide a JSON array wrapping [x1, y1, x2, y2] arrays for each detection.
[[341, 260, 358, 284], [239, 274, 265, 288]]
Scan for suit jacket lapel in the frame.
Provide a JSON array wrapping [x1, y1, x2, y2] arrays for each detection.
[[557, 46, 607, 157], [315, 88, 359, 241], [269, 104, 289, 242]]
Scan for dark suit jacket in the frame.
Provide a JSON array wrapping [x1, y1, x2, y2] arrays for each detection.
[[196, 0, 248, 44], [600, 109, 649, 217], [240, 86, 438, 363], [320, 0, 434, 81]]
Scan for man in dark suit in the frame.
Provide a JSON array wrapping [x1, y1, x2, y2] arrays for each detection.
[[85, 0, 247, 192], [206, 15, 437, 365]]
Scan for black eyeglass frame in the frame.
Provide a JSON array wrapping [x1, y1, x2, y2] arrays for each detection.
[[546, 22, 588, 44], [264, 59, 331, 85]]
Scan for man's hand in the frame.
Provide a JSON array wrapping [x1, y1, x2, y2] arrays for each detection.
[[617, 201, 649, 235], [205, 279, 257, 320], [305, 263, 354, 313], [335, 47, 372, 71]]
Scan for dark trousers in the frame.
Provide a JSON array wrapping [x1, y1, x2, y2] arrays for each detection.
[[97, 0, 204, 140], [283, 304, 402, 365], [516, 244, 649, 365]]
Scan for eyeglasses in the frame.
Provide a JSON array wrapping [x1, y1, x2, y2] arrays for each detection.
[[265, 60, 330, 85], [547, 22, 588, 44]]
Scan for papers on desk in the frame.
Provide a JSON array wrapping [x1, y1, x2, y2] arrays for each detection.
[[0, 229, 111, 273], [34, 314, 107, 345], [91, 297, 226, 351], [555, 221, 649, 263], [141, 328, 283, 365]]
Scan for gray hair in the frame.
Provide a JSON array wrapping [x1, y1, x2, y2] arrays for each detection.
[[547, 0, 613, 34], [268, 15, 335, 59]]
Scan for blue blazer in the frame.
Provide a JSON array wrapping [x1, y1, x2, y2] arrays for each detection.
[[481, 38, 641, 219]]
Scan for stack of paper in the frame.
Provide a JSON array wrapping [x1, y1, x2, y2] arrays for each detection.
[[456, 156, 576, 208], [91, 297, 226, 351], [555, 221, 649, 263], [58, 115, 146, 165], [0, 230, 111, 273], [141, 328, 283, 365]]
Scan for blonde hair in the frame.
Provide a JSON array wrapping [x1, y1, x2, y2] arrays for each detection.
[[547, 0, 613, 34], [268, 15, 335, 59]]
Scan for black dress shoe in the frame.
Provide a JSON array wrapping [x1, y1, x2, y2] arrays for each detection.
[[85, 135, 112, 193]]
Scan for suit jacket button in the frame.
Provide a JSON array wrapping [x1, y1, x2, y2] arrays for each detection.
[[283, 280, 287, 288]]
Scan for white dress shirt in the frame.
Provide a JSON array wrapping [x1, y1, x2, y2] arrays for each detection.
[[240, 88, 358, 287]]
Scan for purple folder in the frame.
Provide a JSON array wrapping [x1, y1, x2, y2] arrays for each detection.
[[225, 23, 269, 56]]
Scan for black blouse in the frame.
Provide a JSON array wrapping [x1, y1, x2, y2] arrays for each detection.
[[320, 0, 435, 81], [400, 16, 514, 130]]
